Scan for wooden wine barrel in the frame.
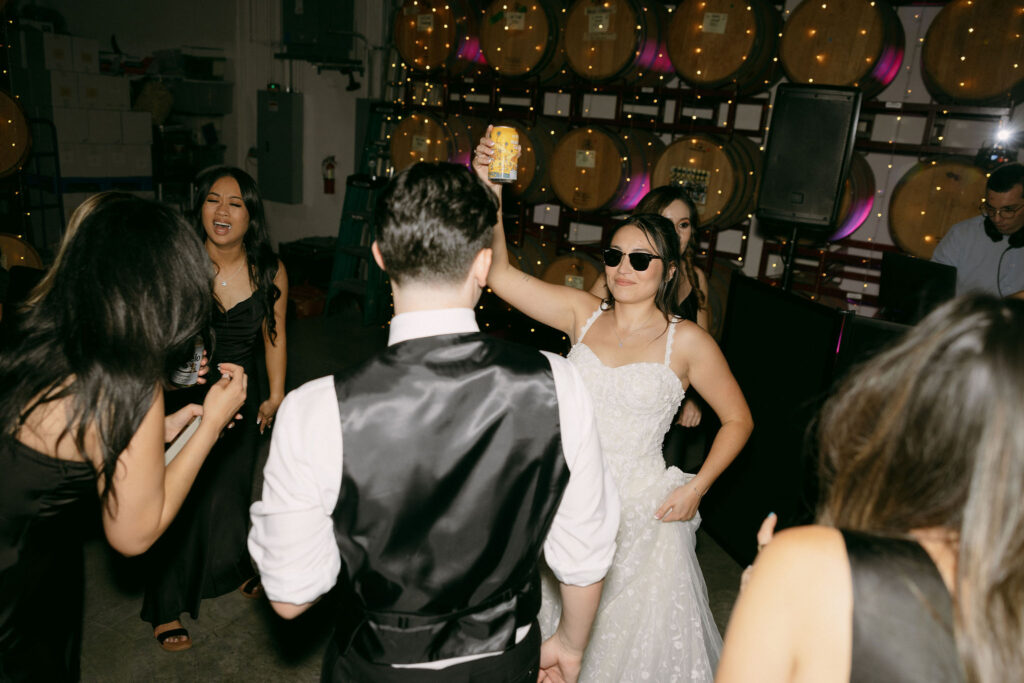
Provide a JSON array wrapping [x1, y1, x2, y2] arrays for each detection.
[[389, 112, 486, 172], [888, 157, 987, 259], [543, 252, 602, 291], [390, 111, 450, 172], [667, 0, 782, 95], [0, 233, 43, 270], [550, 126, 666, 212], [394, 0, 485, 75], [563, 0, 673, 85], [0, 91, 31, 178], [922, 0, 1024, 105], [444, 114, 487, 167], [779, 0, 904, 99], [509, 234, 555, 276], [652, 133, 762, 229], [480, 0, 569, 83], [831, 153, 875, 241], [496, 117, 567, 205]]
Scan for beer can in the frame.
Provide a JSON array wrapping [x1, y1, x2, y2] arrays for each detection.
[[170, 337, 204, 388], [488, 126, 518, 184]]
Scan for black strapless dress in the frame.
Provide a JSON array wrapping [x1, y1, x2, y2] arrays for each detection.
[[0, 436, 96, 681], [141, 294, 264, 627], [842, 529, 964, 682]]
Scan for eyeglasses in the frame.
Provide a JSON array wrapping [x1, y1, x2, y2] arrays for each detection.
[[602, 248, 663, 271], [980, 202, 1024, 220]]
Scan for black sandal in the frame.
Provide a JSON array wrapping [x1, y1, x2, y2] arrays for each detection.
[[156, 627, 192, 652], [239, 576, 264, 599]]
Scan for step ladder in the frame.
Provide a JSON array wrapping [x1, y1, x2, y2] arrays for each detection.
[[325, 173, 390, 325]]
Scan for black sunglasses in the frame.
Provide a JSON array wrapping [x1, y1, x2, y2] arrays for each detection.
[[602, 248, 663, 271]]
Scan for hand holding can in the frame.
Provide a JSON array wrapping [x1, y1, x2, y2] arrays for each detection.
[[487, 126, 519, 184]]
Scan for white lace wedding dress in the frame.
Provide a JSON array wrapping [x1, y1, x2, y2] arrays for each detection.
[[539, 308, 722, 682]]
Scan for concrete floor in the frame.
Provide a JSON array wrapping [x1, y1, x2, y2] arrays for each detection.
[[79, 306, 743, 681]]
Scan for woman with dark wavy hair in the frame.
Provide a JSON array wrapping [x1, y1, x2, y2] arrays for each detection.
[[718, 295, 1024, 683], [142, 166, 288, 651], [474, 130, 752, 682], [0, 197, 246, 680]]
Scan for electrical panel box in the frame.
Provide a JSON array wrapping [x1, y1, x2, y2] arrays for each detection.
[[257, 90, 303, 204], [282, 0, 354, 63]]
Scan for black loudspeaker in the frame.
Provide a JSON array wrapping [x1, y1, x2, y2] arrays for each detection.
[[757, 84, 862, 230]]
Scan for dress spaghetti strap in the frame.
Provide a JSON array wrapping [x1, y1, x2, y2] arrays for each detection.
[[664, 317, 680, 366], [577, 307, 604, 344]]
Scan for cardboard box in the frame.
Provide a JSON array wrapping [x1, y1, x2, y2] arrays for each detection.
[[11, 30, 73, 71], [58, 143, 87, 176], [123, 144, 152, 177], [87, 109, 121, 143], [71, 36, 100, 73], [103, 75, 131, 110], [78, 144, 111, 177], [76, 73, 103, 108], [121, 111, 153, 144], [51, 107, 90, 145], [77, 74, 130, 110]]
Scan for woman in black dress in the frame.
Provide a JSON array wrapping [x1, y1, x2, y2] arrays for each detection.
[[718, 295, 1024, 683], [0, 197, 247, 680], [142, 166, 288, 651]]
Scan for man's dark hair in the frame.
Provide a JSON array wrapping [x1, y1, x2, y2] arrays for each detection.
[[376, 163, 499, 285], [987, 162, 1024, 194]]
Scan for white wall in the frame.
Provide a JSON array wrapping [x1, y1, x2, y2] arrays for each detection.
[[35, 0, 386, 247]]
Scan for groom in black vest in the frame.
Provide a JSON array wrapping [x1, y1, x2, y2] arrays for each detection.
[[249, 162, 620, 682]]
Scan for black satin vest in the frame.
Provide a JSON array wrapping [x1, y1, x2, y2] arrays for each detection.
[[331, 332, 569, 665], [843, 530, 965, 682]]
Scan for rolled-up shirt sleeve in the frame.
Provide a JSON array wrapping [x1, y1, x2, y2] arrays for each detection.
[[541, 352, 619, 586], [248, 376, 343, 605]]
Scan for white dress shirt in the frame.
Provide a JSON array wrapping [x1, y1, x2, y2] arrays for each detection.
[[248, 307, 619, 668]]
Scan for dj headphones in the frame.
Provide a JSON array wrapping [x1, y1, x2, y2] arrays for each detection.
[[983, 217, 1024, 249]]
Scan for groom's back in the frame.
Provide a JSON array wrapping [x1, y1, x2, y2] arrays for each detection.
[[331, 331, 568, 663]]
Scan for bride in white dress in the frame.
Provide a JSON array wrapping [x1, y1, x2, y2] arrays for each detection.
[[473, 132, 753, 682]]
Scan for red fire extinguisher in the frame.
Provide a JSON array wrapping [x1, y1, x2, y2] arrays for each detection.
[[322, 155, 336, 194]]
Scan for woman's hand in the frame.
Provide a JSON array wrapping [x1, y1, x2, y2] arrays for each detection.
[[257, 395, 283, 434], [194, 349, 210, 385], [740, 512, 778, 591], [203, 363, 247, 432], [164, 404, 203, 443], [655, 480, 704, 522], [471, 125, 521, 196], [677, 398, 702, 427]]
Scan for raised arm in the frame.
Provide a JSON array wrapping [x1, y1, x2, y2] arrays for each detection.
[[656, 325, 752, 522], [258, 260, 288, 433], [472, 127, 599, 340], [100, 366, 247, 556]]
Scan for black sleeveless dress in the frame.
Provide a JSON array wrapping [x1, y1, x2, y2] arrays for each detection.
[[842, 529, 964, 682], [662, 289, 705, 472], [141, 294, 264, 627], [0, 436, 96, 681]]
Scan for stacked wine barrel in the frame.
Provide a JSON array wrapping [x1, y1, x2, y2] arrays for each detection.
[[0, 91, 31, 179], [388, 0, 1016, 258], [888, 158, 988, 259]]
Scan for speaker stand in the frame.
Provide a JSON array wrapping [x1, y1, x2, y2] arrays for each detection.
[[781, 224, 801, 293]]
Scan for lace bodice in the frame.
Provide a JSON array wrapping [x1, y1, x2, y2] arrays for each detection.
[[567, 308, 685, 489]]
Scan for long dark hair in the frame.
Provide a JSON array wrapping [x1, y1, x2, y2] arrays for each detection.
[[191, 166, 281, 343], [602, 213, 681, 321], [816, 295, 1024, 682], [0, 197, 213, 502], [633, 185, 705, 312]]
